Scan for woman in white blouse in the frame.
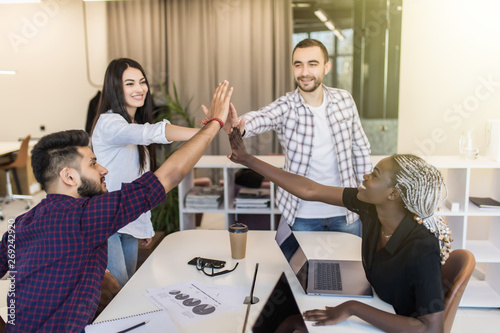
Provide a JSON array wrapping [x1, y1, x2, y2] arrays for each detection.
[[91, 58, 202, 287]]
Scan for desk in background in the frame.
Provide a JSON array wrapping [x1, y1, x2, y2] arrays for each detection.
[[0, 142, 24, 157], [0, 140, 40, 196], [95, 230, 393, 332]]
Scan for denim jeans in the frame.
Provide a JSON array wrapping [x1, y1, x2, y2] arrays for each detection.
[[292, 216, 362, 237], [107, 232, 139, 287]]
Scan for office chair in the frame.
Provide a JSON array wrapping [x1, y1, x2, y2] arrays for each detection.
[[441, 249, 476, 333], [94, 270, 121, 320], [0, 135, 33, 221]]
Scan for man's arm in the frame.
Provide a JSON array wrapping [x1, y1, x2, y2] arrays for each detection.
[[154, 81, 233, 192], [223, 98, 287, 137], [0, 233, 8, 277]]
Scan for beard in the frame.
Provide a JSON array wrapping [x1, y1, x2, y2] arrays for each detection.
[[77, 176, 107, 198], [295, 75, 323, 93]]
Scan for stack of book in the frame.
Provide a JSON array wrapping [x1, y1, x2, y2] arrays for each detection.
[[234, 188, 270, 209], [185, 185, 223, 209]]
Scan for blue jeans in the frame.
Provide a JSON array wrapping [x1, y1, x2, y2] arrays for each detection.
[[292, 216, 362, 237], [107, 232, 139, 287]]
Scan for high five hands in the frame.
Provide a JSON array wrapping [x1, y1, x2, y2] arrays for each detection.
[[201, 81, 235, 127], [227, 127, 250, 165]]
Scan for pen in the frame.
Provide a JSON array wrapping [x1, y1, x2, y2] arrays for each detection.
[[117, 320, 149, 333]]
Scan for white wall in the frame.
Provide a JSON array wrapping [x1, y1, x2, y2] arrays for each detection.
[[398, 0, 500, 156], [0, 0, 107, 141], [2, 0, 500, 154]]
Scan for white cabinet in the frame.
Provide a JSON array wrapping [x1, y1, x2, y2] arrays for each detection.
[[179, 155, 500, 308], [178, 155, 284, 231]]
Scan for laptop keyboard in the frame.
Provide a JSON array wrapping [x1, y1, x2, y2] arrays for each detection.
[[314, 262, 342, 291]]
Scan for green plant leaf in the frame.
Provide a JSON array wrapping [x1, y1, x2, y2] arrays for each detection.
[[150, 81, 195, 234]]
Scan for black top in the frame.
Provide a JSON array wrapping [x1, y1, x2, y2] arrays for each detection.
[[85, 90, 101, 134], [343, 188, 444, 317]]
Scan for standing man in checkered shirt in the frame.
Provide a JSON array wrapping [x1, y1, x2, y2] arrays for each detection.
[[229, 39, 371, 235]]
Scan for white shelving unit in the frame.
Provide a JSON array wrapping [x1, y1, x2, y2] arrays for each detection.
[[178, 155, 285, 231], [178, 155, 500, 308]]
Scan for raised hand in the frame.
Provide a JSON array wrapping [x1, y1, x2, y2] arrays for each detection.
[[222, 103, 239, 134], [227, 127, 250, 165], [201, 81, 233, 127]]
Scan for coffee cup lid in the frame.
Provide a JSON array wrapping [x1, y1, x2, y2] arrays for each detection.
[[229, 223, 248, 233]]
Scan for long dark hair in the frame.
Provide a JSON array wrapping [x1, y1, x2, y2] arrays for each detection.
[[92, 58, 156, 172]]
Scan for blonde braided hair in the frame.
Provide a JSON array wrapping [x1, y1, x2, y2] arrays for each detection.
[[391, 154, 452, 264]]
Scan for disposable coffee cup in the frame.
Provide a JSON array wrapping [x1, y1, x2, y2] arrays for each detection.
[[228, 223, 248, 259]]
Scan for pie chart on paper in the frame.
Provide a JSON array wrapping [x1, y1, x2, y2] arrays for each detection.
[[192, 304, 216, 315]]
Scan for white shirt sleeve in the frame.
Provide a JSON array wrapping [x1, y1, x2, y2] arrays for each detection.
[[95, 113, 173, 146]]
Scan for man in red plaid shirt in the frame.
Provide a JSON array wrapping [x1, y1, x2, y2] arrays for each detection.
[[0, 82, 233, 332]]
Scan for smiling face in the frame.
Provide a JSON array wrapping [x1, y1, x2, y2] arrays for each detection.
[[292, 46, 331, 93], [75, 147, 108, 198], [357, 157, 397, 205], [122, 67, 148, 118]]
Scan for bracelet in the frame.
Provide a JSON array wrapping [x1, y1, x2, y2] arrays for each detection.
[[198, 117, 224, 130]]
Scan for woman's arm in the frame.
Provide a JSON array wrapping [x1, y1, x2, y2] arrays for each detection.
[[304, 301, 444, 333], [164, 124, 200, 141], [166, 102, 239, 141], [228, 128, 344, 207]]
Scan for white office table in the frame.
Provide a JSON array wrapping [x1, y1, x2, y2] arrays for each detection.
[[0, 140, 38, 156], [95, 230, 393, 332], [0, 142, 22, 157]]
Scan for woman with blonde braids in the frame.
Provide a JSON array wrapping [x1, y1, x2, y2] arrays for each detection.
[[228, 128, 452, 333]]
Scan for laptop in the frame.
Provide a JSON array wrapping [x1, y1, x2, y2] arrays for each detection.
[[252, 272, 308, 333], [275, 219, 373, 297]]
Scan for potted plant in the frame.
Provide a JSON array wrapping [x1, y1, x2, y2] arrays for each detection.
[[150, 82, 194, 235]]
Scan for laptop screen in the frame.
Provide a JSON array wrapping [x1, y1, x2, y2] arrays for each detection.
[[252, 272, 308, 333], [275, 220, 309, 292], [275, 219, 373, 298]]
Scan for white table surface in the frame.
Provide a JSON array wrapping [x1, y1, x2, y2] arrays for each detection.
[[0, 142, 22, 157], [95, 230, 393, 332]]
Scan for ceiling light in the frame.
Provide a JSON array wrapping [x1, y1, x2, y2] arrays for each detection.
[[0, 70, 16, 75], [325, 21, 335, 31], [0, 0, 40, 3], [292, 2, 311, 8], [314, 9, 328, 23], [334, 30, 345, 41]]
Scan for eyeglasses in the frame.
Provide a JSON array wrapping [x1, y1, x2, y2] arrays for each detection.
[[196, 257, 239, 277]]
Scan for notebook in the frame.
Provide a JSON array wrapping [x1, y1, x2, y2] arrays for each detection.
[[469, 196, 500, 209], [252, 272, 308, 333], [85, 309, 179, 333], [275, 219, 372, 297]]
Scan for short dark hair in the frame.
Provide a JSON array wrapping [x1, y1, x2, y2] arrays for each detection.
[[31, 130, 89, 190], [292, 38, 329, 64]]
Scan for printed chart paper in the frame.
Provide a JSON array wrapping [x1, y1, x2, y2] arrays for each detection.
[[145, 280, 248, 326]]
